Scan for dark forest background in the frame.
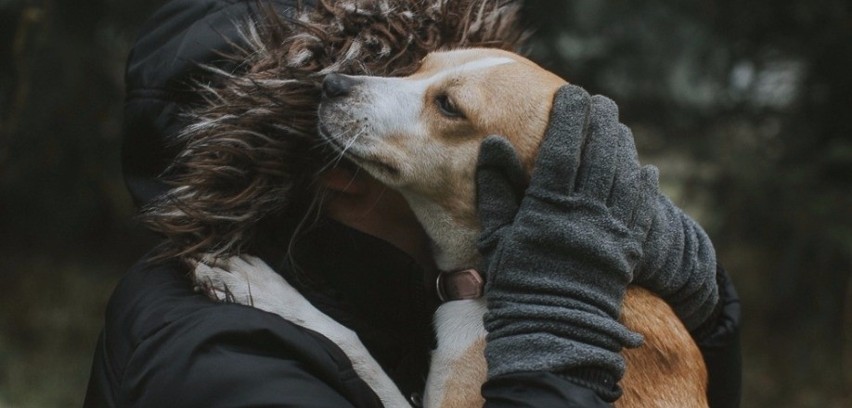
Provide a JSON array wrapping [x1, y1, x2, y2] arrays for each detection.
[[0, 0, 849, 406]]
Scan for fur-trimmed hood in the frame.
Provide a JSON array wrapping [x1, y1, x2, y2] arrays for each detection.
[[142, 0, 527, 259]]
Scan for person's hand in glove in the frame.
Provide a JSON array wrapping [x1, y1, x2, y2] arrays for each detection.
[[475, 84, 659, 401], [635, 193, 720, 336]]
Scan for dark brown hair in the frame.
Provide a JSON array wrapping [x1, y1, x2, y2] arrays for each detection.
[[141, 0, 528, 260]]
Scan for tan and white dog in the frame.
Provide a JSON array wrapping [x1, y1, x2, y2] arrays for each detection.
[[196, 48, 708, 407]]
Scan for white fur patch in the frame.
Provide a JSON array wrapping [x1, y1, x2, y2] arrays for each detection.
[[423, 299, 488, 408], [435, 56, 515, 78], [195, 256, 412, 407]]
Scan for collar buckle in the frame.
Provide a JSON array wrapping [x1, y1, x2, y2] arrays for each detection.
[[436, 268, 484, 302]]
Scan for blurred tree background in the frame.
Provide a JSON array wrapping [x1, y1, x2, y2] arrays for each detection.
[[0, 0, 849, 406]]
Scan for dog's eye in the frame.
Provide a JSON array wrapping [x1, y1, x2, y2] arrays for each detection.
[[436, 94, 464, 118]]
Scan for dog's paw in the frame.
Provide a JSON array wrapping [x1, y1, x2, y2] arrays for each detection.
[[193, 255, 301, 311], [196, 255, 410, 408], [194, 258, 253, 305]]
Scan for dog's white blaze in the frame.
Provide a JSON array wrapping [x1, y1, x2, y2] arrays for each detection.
[[367, 77, 429, 138], [429, 56, 515, 81]]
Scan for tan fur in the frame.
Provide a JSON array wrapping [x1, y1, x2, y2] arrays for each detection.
[[439, 339, 489, 408], [619, 287, 708, 407], [319, 48, 708, 407], [416, 49, 565, 170]]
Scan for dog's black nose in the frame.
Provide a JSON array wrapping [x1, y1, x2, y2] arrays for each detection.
[[322, 73, 355, 98]]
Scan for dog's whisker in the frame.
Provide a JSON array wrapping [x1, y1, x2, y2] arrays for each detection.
[[311, 125, 358, 150], [341, 166, 363, 192], [328, 128, 365, 169], [312, 125, 366, 175], [361, 183, 388, 216], [315, 129, 360, 174]]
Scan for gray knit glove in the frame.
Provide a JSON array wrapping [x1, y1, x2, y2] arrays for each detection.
[[476, 85, 658, 401], [635, 194, 720, 334]]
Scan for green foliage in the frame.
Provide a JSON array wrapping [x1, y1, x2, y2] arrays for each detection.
[[0, 254, 122, 407], [0, 1, 165, 405]]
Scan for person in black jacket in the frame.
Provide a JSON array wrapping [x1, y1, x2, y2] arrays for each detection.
[[84, 0, 742, 407]]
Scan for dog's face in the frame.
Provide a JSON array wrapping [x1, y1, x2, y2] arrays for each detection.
[[319, 48, 566, 266]]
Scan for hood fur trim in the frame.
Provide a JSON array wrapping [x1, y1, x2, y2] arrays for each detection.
[[142, 0, 527, 260]]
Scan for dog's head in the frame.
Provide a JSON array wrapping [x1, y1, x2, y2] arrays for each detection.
[[318, 48, 566, 267]]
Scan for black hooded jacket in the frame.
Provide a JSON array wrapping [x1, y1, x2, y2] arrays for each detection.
[[85, 0, 742, 406]]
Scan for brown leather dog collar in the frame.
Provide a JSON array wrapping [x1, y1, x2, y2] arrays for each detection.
[[436, 268, 485, 302]]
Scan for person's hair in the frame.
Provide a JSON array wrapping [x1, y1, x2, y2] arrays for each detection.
[[141, 0, 527, 261]]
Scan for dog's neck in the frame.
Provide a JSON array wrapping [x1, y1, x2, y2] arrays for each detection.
[[400, 191, 481, 271]]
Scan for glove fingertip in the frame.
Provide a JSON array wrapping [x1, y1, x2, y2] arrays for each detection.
[[618, 124, 640, 165], [477, 136, 526, 188], [625, 331, 645, 348], [641, 165, 660, 190], [529, 85, 592, 193], [478, 135, 518, 168], [546, 85, 592, 139], [590, 94, 620, 120], [553, 84, 592, 110]]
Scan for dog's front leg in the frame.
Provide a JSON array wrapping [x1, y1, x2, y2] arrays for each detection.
[[424, 299, 488, 408], [194, 255, 411, 408]]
